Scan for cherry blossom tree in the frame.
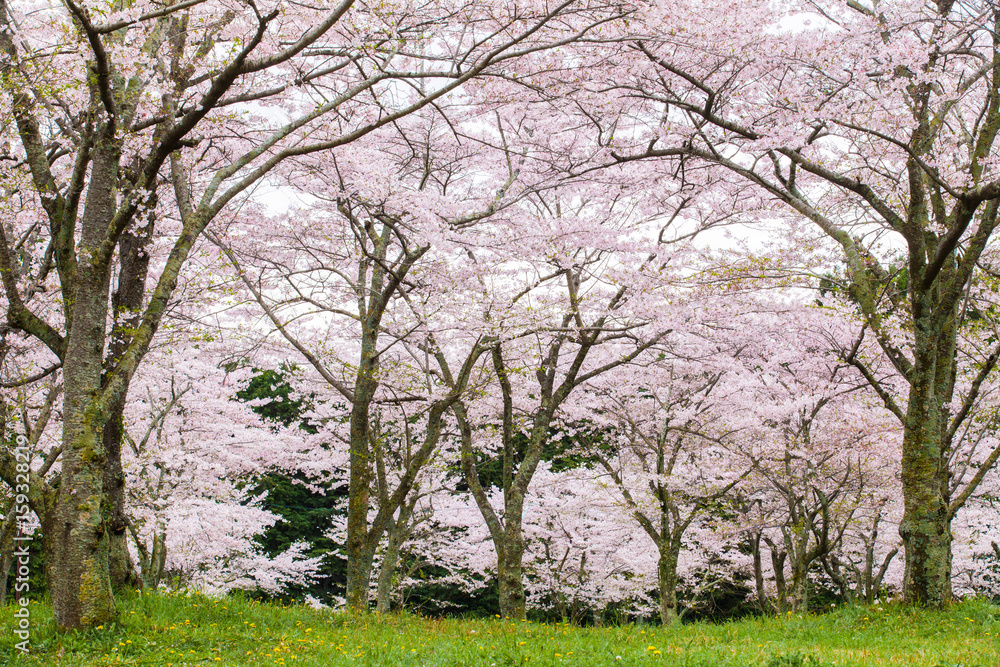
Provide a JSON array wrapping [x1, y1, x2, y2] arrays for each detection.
[[387, 460, 659, 621], [438, 193, 683, 620], [821, 482, 903, 605], [587, 343, 747, 624]]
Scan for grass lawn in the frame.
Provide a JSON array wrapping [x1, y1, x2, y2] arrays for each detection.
[[2, 591, 998, 666]]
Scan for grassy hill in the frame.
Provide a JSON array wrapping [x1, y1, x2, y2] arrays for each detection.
[[3, 591, 998, 666]]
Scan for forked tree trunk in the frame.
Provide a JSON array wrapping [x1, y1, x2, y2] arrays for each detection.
[[455, 319, 664, 621], [128, 521, 167, 590], [45, 144, 120, 630], [143, 531, 167, 590], [375, 498, 417, 614]]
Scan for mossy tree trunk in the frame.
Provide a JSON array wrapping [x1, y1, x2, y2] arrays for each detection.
[[898, 308, 955, 605], [44, 140, 121, 629], [657, 540, 683, 626], [375, 494, 418, 614]]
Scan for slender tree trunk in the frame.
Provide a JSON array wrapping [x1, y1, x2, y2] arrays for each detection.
[[375, 503, 414, 614], [103, 229, 151, 593], [375, 497, 418, 614], [0, 538, 10, 605], [141, 531, 167, 590], [103, 397, 139, 594], [751, 532, 770, 613], [103, 436, 139, 594], [0, 555, 9, 605], [129, 521, 167, 590], [0, 502, 14, 605], [374, 541, 399, 614]]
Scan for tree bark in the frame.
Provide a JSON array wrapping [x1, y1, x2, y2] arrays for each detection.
[[498, 520, 528, 620], [657, 542, 681, 626], [750, 531, 771, 614], [899, 373, 952, 605], [345, 543, 375, 611], [375, 498, 416, 614], [785, 562, 808, 613]]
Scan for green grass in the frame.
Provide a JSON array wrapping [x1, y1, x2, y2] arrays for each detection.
[[2, 591, 998, 666]]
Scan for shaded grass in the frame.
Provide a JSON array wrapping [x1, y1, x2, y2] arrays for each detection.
[[2, 591, 998, 666]]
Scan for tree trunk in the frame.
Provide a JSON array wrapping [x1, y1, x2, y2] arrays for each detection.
[[786, 562, 808, 613], [344, 226, 390, 612], [0, 544, 10, 605], [346, 534, 381, 613], [344, 527, 374, 611], [47, 414, 116, 629], [769, 546, 787, 613], [498, 523, 527, 620], [142, 531, 167, 590], [374, 549, 396, 614], [46, 144, 120, 630], [375, 496, 419, 614], [657, 543, 681, 626], [344, 350, 376, 611], [751, 532, 771, 613], [129, 520, 167, 590], [103, 399, 139, 594], [104, 423, 140, 594], [0, 502, 14, 605], [899, 377, 952, 605]]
